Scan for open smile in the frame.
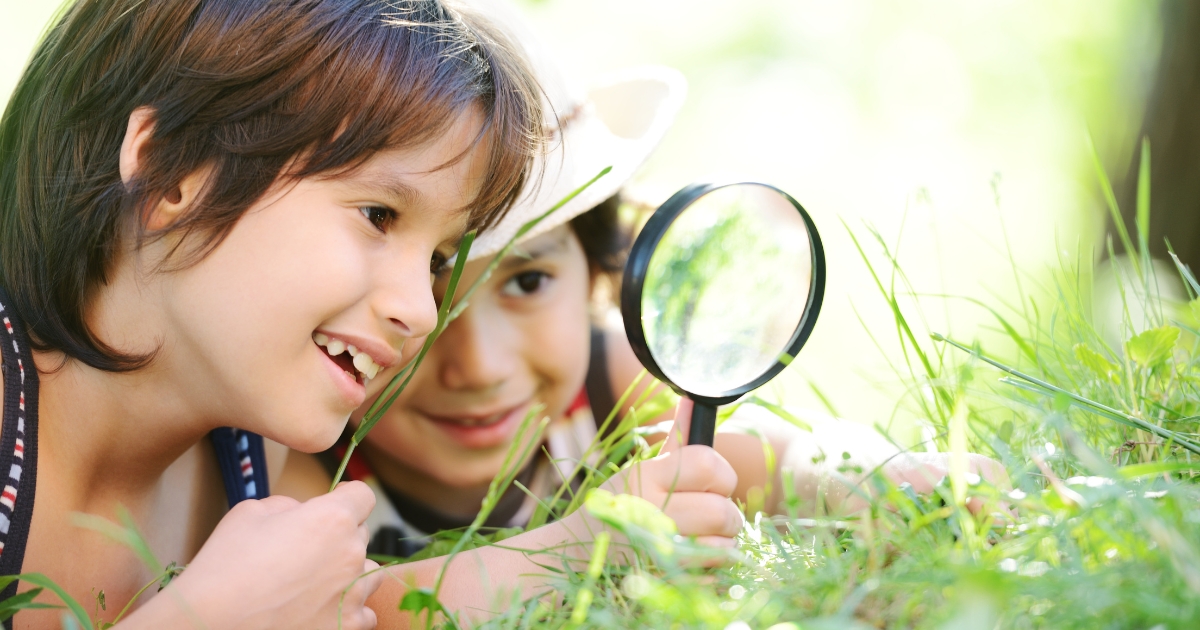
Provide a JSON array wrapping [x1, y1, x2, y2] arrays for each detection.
[[312, 330, 399, 411], [313, 332, 384, 385]]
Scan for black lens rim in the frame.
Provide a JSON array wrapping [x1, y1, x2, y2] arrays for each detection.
[[620, 181, 827, 406]]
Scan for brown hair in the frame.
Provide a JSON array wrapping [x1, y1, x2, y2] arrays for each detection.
[[570, 193, 631, 276], [0, 0, 543, 372], [569, 193, 633, 308]]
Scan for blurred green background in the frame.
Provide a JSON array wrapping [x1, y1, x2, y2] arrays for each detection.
[[0, 0, 1164, 444], [512, 0, 1161, 442]]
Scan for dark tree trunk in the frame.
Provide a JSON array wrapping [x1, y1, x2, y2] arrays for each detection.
[[1113, 0, 1200, 271]]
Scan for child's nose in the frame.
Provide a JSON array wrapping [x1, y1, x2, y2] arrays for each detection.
[[435, 309, 515, 392], [375, 262, 439, 342]]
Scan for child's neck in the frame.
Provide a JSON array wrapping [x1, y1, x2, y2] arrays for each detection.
[[36, 349, 214, 507]]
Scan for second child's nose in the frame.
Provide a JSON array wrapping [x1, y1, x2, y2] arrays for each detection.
[[435, 309, 515, 392]]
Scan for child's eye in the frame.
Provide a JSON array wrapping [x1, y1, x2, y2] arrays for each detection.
[[358, 206, 396, 232], [430, 251, 449, 275], [501, 271, 550, 297]]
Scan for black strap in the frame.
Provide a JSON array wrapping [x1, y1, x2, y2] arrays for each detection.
[[585, 327, 617, 434], [366, 525, 424, 560], [209, 428, 270, 509], [0, 287, 38, 625]]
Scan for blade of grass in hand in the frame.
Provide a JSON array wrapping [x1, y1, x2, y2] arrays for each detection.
[[330, 166, 613, 489]]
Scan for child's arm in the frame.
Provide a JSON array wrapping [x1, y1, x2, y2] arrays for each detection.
[[118, 482, 382, 630], [713, 406, 1009, 515], [603, 319, 1008, 515], [279, 402, 742, 629], [373, 422, 739, 628]]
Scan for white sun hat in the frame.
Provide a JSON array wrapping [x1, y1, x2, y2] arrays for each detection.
[[460, 1, 686, 261]]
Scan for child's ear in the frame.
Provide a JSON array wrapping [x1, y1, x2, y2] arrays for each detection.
[[146, 168, 208, 231], [119, 106, 208, 231]]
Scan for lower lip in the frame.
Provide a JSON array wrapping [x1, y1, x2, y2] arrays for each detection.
[[426, 403, 532, 450], [317, 344, 366, 410]]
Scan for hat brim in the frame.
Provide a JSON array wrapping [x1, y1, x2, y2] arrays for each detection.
[[467, 65, 686, 261]]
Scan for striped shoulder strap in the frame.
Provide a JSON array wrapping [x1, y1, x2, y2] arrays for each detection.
[[0, 287, 39, 618], [210, 428, 269, 508]]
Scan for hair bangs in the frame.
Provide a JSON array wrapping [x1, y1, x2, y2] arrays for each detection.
[[289, 0, 544, 236]]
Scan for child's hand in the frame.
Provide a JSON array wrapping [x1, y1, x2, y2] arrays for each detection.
[[602, 399, 743, 547], [880, 451, 1011, 515], [164, 481, 382, 629]]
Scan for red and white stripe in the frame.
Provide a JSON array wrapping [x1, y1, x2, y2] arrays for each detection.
[[0, 299, 29, 551]]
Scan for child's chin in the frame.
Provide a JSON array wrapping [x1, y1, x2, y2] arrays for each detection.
[[279, 416, 349, 454], [435, 455, 522, 489]]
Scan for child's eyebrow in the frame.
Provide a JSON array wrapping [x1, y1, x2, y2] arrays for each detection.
[[500, 231, 570, 270], [343, 171, 422, 208]]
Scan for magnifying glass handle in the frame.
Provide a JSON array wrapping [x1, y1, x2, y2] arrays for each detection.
[[688, 400, 718, 447]]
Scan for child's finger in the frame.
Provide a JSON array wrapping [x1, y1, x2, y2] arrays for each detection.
[[620, 445, 736, 497], [662, 491, 744, 537], [660, 398, 693, 455], [357, 559, 384, 602], [312, 480, 377, 524], [250, 494, 301, 515], [689, 535, 738, 549]]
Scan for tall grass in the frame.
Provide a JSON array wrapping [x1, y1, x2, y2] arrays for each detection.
[[434, 142, 1200, 629]]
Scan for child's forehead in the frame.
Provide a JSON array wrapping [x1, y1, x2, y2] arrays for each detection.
[[327, 132, 487, 213], [505, 225, 576, 264]]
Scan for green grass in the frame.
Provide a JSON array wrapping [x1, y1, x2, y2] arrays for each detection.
[[428, 141, 1200, 629]]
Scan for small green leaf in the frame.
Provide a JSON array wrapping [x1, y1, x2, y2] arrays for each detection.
[[398, 587, 445, 615], [585, 489, 677, 537], [0, 587, 53, 621], [159, 562, 183, 591], [1126, 325, 1180, 368], [1073, 343, 1118, 383], [0, 574, 92, 630], [585, 489, 678, 557], [997, 420, 1014, 443]]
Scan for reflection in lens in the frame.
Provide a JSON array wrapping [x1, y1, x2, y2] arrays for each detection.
[[641, 184, 813, 397]]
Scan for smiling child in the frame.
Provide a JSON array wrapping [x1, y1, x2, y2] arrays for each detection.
[[0, 0, 548, 627]]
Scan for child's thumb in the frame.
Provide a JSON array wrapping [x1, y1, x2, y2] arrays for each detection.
[[661, 397, 693, 455]]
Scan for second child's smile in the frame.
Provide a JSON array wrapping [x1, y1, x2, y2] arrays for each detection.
[[421, 401, 535, 450]]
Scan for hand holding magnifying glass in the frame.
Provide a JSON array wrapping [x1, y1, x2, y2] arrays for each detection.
[[621, 182, 826, 447]]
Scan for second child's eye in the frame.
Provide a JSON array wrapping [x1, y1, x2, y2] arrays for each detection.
[[501, 271, 550, 297], [358, 206, 396, 232], [430, 251, 449, 275]]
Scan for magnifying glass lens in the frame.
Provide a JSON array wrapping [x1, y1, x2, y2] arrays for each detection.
[[622, 182, 826, 448], [642, 185, 813, 397]]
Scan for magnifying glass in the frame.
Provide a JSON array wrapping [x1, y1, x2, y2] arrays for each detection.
[[620, 182, 826, 447]]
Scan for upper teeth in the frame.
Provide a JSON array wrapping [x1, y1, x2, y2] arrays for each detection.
[[313, 332, 382, 380]]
